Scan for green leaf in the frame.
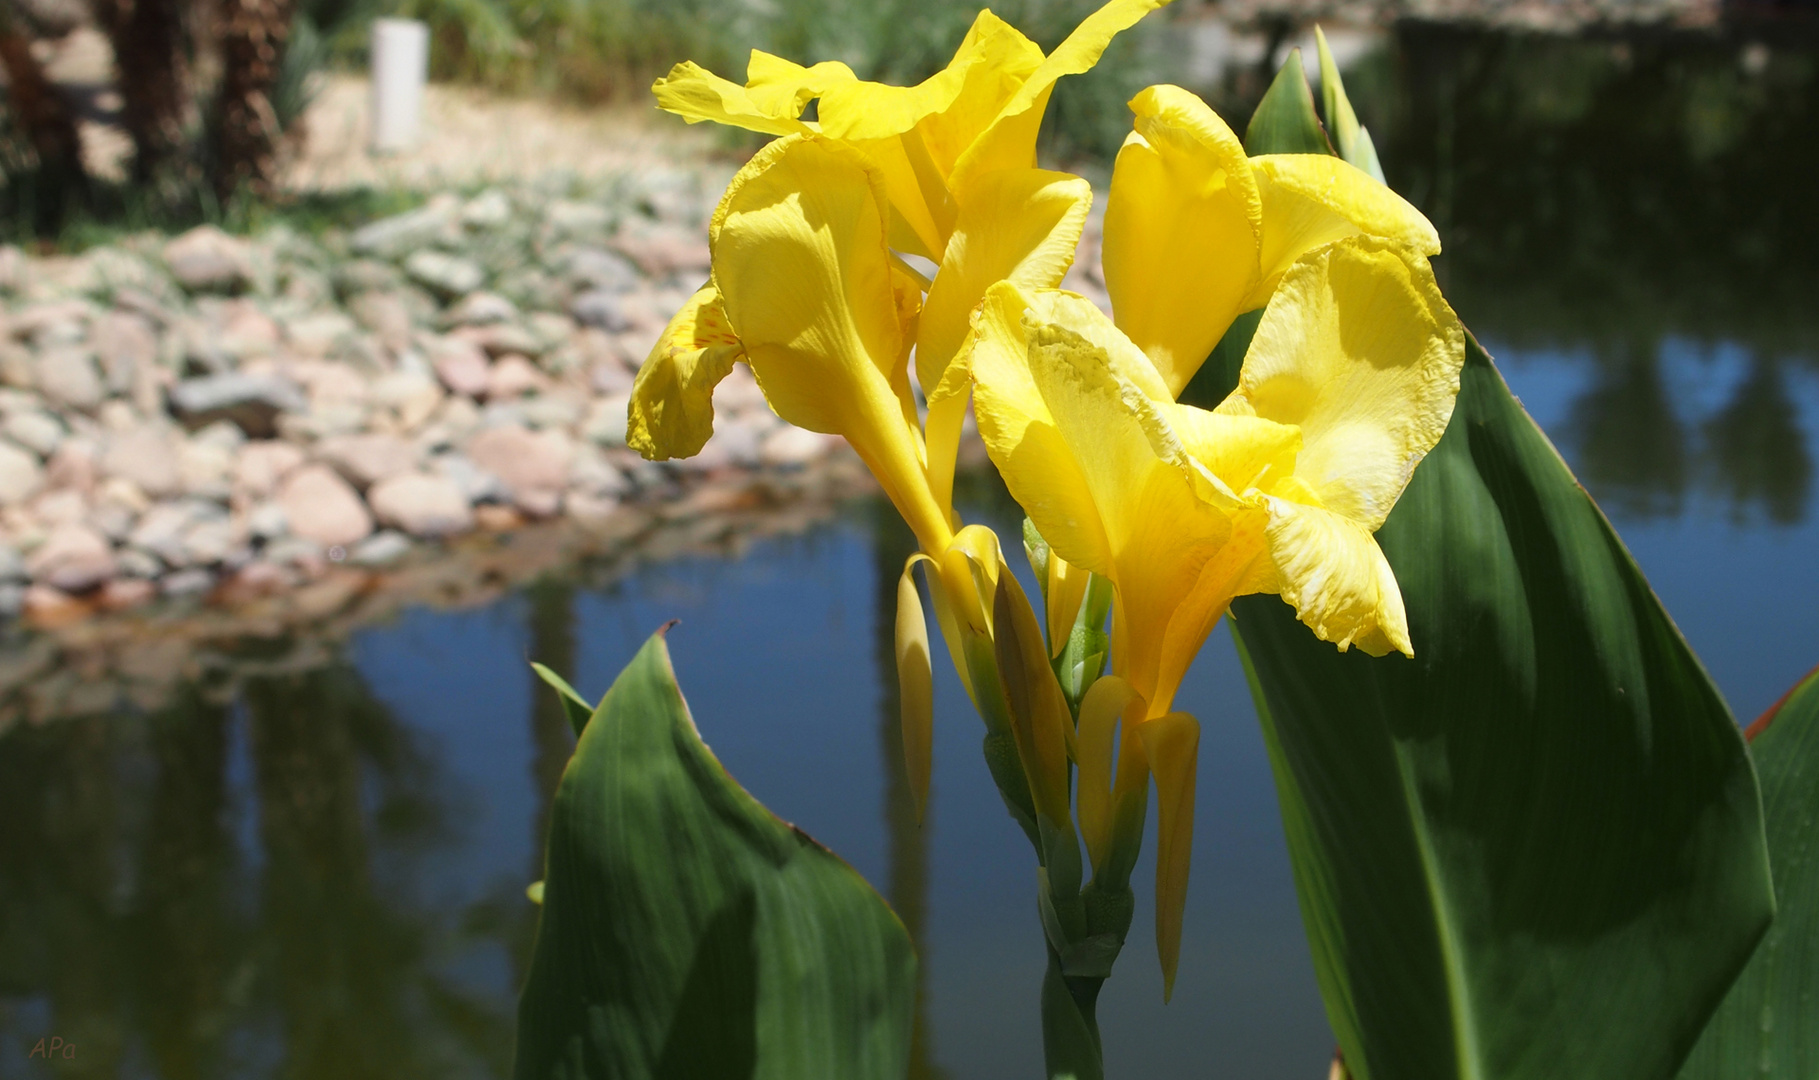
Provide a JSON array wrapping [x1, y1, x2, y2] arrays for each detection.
[[531, 661, 594, 738], [1679, 665, 1819, 1079], [1314, 26, 1385, 183], [1244, 48, 1334, 157], [1220, 332, 1774, 1080], [514, 628, 917, 1080]]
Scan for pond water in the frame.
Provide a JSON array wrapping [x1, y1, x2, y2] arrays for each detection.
[[3, 21, 1818, 1080]]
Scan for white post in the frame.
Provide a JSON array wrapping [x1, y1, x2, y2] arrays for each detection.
[[370, 18, 429, 154]]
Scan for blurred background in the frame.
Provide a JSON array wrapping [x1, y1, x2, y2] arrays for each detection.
[[0, 0, 1816, 1077]]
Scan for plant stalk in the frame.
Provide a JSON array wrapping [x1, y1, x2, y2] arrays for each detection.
[[1041, 942, 1105, 1080]]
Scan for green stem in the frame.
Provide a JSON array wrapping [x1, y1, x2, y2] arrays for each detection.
[[1040, 942, 1105, 1080]]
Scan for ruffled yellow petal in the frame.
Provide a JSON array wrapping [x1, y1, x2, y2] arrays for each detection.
[[1260, 496, 1411, 656], [1102, 84, 1261, 397], [1139, 710, 1199, 1001], [627, 284, 744, 460], [950, 0, 1173, 193], [968, 284, 1230, 705], [652, 52, 853, 137], [917, 167, 1092, 398], [1245, 154, 1440, 307], [1219, 236, 1464, 531], [711, 134, 951, 554]]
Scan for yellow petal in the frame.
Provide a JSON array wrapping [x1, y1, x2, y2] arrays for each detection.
[[1139, 711, 1199, 1001], [744, 51, 857, 118], [1246, 154, 1440, 307], [627, 284, 744, 460], [917, 167, 1092, 398], [1046, 550, 1091, 658], [1220, 236, 1464, 531], [950, 0, 1174, 193], [968, 283, 1231, 705], [1260, 496, 1411, 656], [897, 554, 937, 822], [652, 55, 827, 137], [992, 572, 1074, 826], [1077, 674, 1142, 871], [1102, 84, 1261, 397], [711, 134, 952, 555]]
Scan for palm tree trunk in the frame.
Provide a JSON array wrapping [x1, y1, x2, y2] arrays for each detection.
[[0, 11, 86, 230], [209, 0, 293, 201], [93, 0, 192, 182]]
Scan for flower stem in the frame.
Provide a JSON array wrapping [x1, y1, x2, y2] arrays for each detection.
[[1041, 942, 1105, 1080]]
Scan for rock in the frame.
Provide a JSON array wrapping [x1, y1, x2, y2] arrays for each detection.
[[0, 246, 23, 293], [519, 391, 585, 430], [314, 432, 419, 489], [88, 498, 136, 542], [404, 250, 486, 298], [461, 189, 514, 229], [164, 226, 251, 292], [347, 289, 416, 350], [565, 246, 641, 293], [369, 371, 443, 431], [248, 500, 288, 541], [0, 440, 47, 505], [485, 354, 548, 400], [349, 198, 460, 259], [211, 301, 282, 361], [4, 410, 62, 457], [460, 322, 545, 359], [467, 425, 573, 512], [178, 439, 236, 499], [22, 584, 87, 625], [168, 373, 307, 437], [115, 546, 163, 578], [99, 400, 141, 431], [30, 488, 87, 526], [565, 490, 621, 524], [446, 291, 518, 326], [96, 476, 150, 513], [760, 425, 839, 468], [582, 394, 632, 447], [431, 339, 491, 398], [181, 518, 237, 564], [34, 348, 104, 411], [0, 345, 35, 389], [285, 311, 358, 356], [25, 523, 116, 591], [589, 357, 634, 395], [46, 438, 98, 493], [368, 472, 474, 538], [545, 200, 614, 237], [234, 440, 306, 499], [569, 443, 631, 497], [570, 289, 634, 331], [91, 311, 157, 395], [612, 224, 711, 277], [473, 503, 523, 531], [161, 567, 216, 597], [526, 312, 576, 352], [192, 418, 246, 450], [130, 501, 202, 565], [263, 536, 325, 571], [97, 577, 156, 611], [0, 543, 23, 580], [0, 582, 24, 618], [350, 530, 412, 567], [102, 425, 182, 498], [276, 464, 373, 548], [432, 452, 508, 504]]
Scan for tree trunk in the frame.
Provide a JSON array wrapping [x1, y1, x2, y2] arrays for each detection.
[[93, 0, 192, 183], [209, 0, 292, 201], [0, 14, 87, 230]]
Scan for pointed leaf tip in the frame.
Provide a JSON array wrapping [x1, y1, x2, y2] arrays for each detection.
[[531, 661, 595, 738]]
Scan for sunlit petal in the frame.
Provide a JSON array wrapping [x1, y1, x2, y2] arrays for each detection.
[[627, 284, 744, 460], [1260, 496, 1411, 657], [1219, 237, 1464, 530], [1102, 84, 1261, 397], [652, 52, 853, 137], [1246, 154, 1440, 306]]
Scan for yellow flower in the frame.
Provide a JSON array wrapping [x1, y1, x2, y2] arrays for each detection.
[[963, 236, 1465, 994], [1102, 84, 1440, 396]]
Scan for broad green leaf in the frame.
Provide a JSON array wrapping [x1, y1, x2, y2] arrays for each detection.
[[1679, 665, 1819, 1079], [1244, 48, 1333, 157], [514, 628, 916, 1080], [1213, 332, 1774, 1080], [531, 661, 594, 738]]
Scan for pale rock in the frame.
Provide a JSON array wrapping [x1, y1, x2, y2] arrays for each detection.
[[516, 487, 563, 518], [370, 370, 444, 431], [370, 472, 474, 538], [11, 299, 94, 340], [97, 577, 156, 611], [179, 439, 236, 499], [714, 366, 767, 413], [131, 501, 202, 566], [460, 322, 545, 359], [4, 410, 63, 457], [611, 224, 711, 276], [0, 582, 24, 617], [248, 500, 288, 541], [192, 418, 246, 450], [91, 311, 157, 395], [102, 425, 182, 498], [352, 530, 412, 567], [115, 546, 163, 579], [565, 490, 620, 524], [446, 291, 518, 326], [213, 301, 282, 360], [0, 543, 23, 580], [405, 250, 486, 297], [526, 312, 576, 352], [25, 523, 116, 591], [164, 226, 252, 292], [347, 289, 416, 350], [292, 360, 370, 407], [545, 200, 613, 237], [349, 197, 460, 258], [168, 372, 307, 438], [709, 417, 764, 467], [88, 499, 136, 542], [0, 345, 35, 389], [432, 452, 509, 504], [276, 464, 373, 548], [34, 348, 104, 410], [589, 356, 634, 395], [96, 476, 150, 513], [760, 424, 839, 467], [565, 247, 640, 293], [519, 391, 585, 430], [568, 443, 630, 498], [468, 425, 573, 511], [30, 488, 87, 526], [45, 438, 98, 493], [264, 535, 326, 570], [570, 289, 632, 331], [314, 432, 419, 489], [182, 518, 237, 565], [582, 394, 631, 447], [233, 440, 306, 499], [0, 440, 46, 506], [431, 338, 491, 398], [99, 399, 141, 431], [486, 354, 548, 399], [23, 584, 87, 623], [461, 189, 513, 229], [0, 246, 23, 293], [161, 568, 216, 596], [285, 311, 358, 356]]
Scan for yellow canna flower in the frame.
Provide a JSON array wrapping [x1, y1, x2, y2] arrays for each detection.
[[1102, 84, 1440, 397], [963, 236, 1466, 994]]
